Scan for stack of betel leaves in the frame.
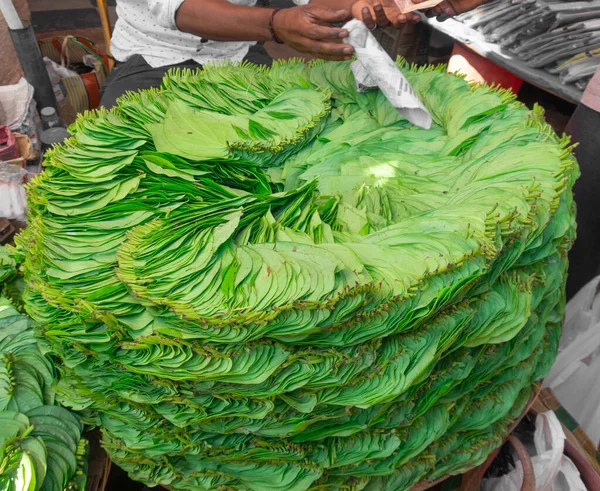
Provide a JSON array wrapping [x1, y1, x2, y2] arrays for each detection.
[[14, 59, 577, 490], [0, 246, 88, 491], [1, 247, 25, 314]]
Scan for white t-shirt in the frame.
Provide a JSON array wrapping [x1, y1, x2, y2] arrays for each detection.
[[111, 0, 306, 68]]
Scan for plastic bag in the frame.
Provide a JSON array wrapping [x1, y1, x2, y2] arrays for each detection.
[[482, 412, 586, 491], [0, 77, 34, 129], [544, 276, 600, 446], [0, 163, 27, 221], [0, 78, 41, 156], [0, 126, 19, 161]]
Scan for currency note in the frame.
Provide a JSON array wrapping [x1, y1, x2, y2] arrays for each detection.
[[393, 0, 444, 14]]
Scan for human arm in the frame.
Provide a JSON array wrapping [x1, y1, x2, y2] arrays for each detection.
[[414, 0, 490, 19], [307, 0, 419, 28], [173, 0, 354, 60], [346, 0, 489, 27]]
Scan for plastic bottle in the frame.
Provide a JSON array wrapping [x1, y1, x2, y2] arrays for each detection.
[[40, 127, 70, 154], [40, 106, 65, 130]]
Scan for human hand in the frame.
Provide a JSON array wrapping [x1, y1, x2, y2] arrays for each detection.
[[351, 0, 420, 29], [273, 6, 355, 60], [415, 0, 487, 20]]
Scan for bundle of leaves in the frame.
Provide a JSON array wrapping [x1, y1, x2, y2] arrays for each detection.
[[0, 290, 87, 491], [0, 247, 25, 313], [15, 60, 577, 490]]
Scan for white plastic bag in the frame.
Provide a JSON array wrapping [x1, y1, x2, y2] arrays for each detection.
[[43, 57, 73, 103], [482, 412, 586, 491], [0, 77, 34, 129], [0, 163, 27, 221], [544, 276, 600, 446], [0, 78, 41, 154]]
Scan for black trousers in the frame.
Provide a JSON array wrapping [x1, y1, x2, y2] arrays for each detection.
[[565, 102, 600, 300], [99, 44, 272, 109]]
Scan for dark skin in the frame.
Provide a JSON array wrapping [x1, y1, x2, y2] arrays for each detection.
[[350, 0, 420, 29], [414, 0, 489, 19], [175, 0, 486, 61], [176, 0, 353, 60]]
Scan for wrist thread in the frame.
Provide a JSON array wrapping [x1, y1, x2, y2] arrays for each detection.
[[269, 8, 284, 44]]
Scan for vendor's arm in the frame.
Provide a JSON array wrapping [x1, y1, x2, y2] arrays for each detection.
[[173, 0, 354, 60], [414, 0, 490, 19], [312, 0, 420, 28]]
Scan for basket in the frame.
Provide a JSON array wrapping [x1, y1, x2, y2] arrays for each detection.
[[38, 36, 110, 122]]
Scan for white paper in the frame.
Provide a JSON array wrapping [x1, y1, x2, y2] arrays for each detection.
[[344, 19, 432, 129]]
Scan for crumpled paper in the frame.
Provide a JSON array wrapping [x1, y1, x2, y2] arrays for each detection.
[[344, 19, 433, 129]]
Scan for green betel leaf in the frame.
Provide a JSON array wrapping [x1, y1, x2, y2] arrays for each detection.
[[19, 437, 47, 491], [0, 297, 87, 491], [16, 59, 577, 490]]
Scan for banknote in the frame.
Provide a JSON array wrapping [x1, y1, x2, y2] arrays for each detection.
[[393, 0, 444, 14]]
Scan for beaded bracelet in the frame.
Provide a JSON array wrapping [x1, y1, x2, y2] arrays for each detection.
[[269, 8, 284, 44]]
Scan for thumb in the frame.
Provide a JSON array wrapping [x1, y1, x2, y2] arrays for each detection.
[[311, 7, 352, 23]]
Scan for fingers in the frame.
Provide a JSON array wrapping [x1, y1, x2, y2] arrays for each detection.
[[425, 0, 459, 18], [362, 6, 376, 29], [406, 12, 421, 23], [312, 41, 354, 58], [445, 0, 484, 15], [292, 38, 354, 60], [311, 7, 353, 23], [373, 4, 391, 27], [390, 13, 412, 28], [441, 3, 457, 16], [305, 25, 350, 40], [351, 1, 390, 29], [319, 53, 355, 61]]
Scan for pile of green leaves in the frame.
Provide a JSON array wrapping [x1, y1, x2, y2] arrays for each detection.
[[0, 248, 16, 285], [0, 247, 25, 314], [16, 60, 577, 490], [0, 285, 87, 491]]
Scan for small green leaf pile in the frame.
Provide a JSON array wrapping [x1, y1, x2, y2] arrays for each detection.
[[16, 60, 577, 490], [0, 248, 25, 314], [0, 249, 16, 285], [0, 286, 87, 491]]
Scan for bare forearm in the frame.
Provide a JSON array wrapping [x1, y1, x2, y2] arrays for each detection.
[[175, 0, 272, 41], [309, 0, 356, 10], [174, 0, 354, 60]]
